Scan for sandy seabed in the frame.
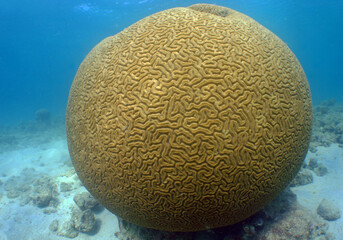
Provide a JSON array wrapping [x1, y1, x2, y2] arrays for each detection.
[[0, 126, 120, 240], [0, 102, 342, 240]]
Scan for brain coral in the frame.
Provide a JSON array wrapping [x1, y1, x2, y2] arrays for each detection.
[[66, 4, 312, 232]]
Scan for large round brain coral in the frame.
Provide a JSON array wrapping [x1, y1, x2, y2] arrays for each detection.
[[66, 4, 312, 232]]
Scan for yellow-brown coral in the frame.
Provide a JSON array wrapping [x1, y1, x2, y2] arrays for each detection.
[[66, 4, 312, 232]]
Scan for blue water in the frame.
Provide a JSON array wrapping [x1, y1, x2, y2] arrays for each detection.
[[0, 0, 342, 124]]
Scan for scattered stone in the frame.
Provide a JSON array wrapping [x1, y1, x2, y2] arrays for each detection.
[[22, 168, 38, 178], [3, 169, 50, 205], [314, 163, 328, 176], [32, 187, 53, 208], [290, 169, 313, 187], [2, 172, 60, 208], [72, 209, 96, 233], [57, 221, 79, 238], [259, 201, 328, 239], [49, 219, 59, 232], [20, 196, 31, 206], [311, 102, 343, 146], [31, 176, 58, 208], [317, 199, 341, 221], [73, 192, 99, 210], [309, 145, 318, 153], [62, 169, 76, 178], [43, 207, 57, 214], [60, 182, 72, 192], [6, 190, 20, 199], [4, 176, 32, 193], [307, 158, 318, 170]]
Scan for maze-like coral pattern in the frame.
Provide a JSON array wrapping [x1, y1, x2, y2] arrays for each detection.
[[66, 4, 312, 232]]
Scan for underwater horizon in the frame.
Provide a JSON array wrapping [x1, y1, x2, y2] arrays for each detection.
[[0, 1, 343, 240]]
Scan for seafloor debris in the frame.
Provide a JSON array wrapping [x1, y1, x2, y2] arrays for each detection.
[[317, 199, 342, 221], [310, 99, 343, 151], [73, 191, 99, 210], [49, 219, 59, 232], [71, 208, 96, 233], [48, 189, 101, 238], [307, 158, 319, 170], [258, 201, 328, 239], [2, 168, 59, 207], [4, 175, 31, 199], [290, 169, 313, 187], [314, 163, 328, 176], [306, 158, 328, 177], [60, 182, 73, 192], [31, 175, 59, 208], [55, 220, 79, 238]]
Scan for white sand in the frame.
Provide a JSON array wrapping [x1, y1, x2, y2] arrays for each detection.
[[292, 144, 343, 238], [0, 134, 120, 240], [0, 132, 342, 239]]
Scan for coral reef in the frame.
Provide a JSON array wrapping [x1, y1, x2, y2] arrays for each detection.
[[66, 3, 312, 231]]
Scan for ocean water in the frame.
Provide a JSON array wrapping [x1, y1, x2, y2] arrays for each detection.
[[0, 0, 342, 124], [0, 0, 342, 239]]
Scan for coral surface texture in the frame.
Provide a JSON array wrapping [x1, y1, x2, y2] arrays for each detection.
[[66, 4, 313, 232]]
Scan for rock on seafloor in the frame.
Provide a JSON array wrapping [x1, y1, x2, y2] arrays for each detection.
[[71, 209, 96, 233], [57, 220, 79, 238], [317, 199, 342, 221], [290, 169, 314, 187], [60, 182, 73, 192], [73, 192, 99, 211], [314, 163, 328, 176]]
